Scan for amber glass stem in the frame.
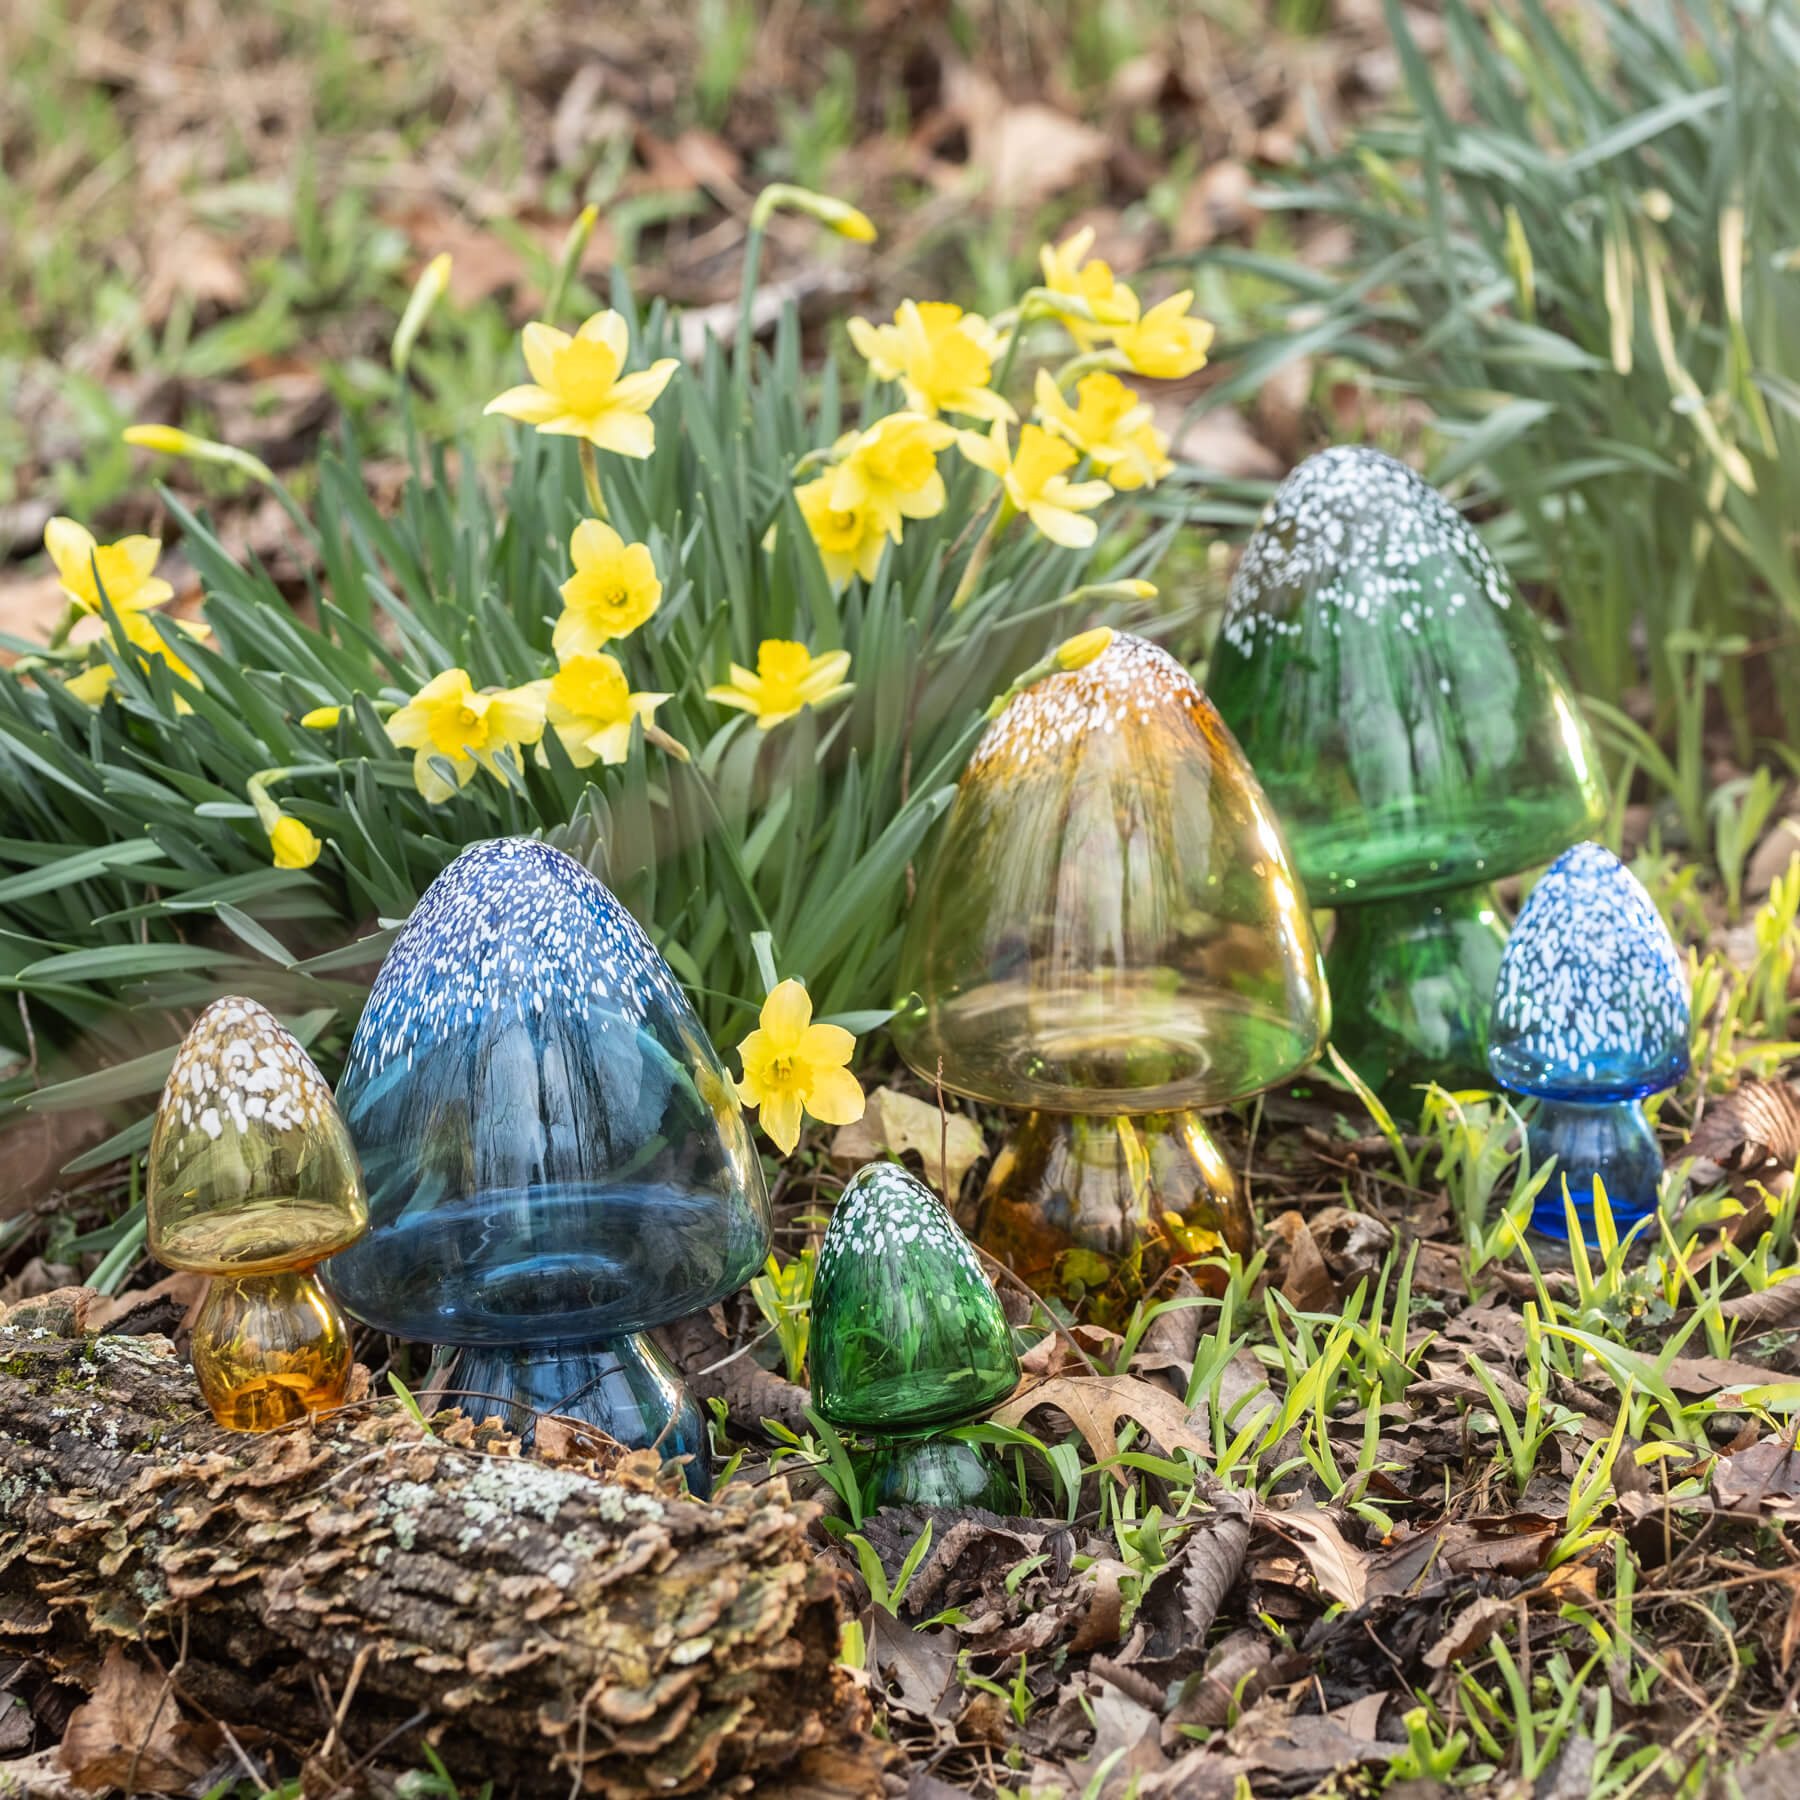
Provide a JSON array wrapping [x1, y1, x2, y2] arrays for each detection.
[[190, 1266, 353, 1433]]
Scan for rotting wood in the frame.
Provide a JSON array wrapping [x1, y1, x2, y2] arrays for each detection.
[[0, 1293, 878, 1799]]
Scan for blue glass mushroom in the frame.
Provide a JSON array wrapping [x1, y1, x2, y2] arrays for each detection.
[[1488, 842, 1690, 1241], [324, 838, 769, 1492]]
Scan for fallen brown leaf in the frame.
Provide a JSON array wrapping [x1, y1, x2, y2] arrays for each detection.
[[830, 1087, 987, 1198], [58, 1646, 218, 1794], [991, 1373, 1211, 1469]]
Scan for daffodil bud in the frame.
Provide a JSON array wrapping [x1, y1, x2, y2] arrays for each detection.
[[750, 183, 876, 243], [123, 424, 276, 487], [300, 705, 343, 729], [1054, 626, 1115, 671], [392, 252, 452, 376], [269, 815, 323, 870]]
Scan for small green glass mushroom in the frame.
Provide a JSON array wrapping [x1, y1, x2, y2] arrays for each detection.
[[811, 1162, 1020, 1508], [1207, 447, 1607, 1109]]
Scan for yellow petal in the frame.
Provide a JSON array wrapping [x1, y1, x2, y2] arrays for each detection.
[[483, 383, 563, 424], [802, 1064, 865, 1127], [798, 1021, 855, 1065], [116, 536, 164, 583], [575, 410, 656, 459], [411, 747, 459, 803], [43, 517, 97, 586], [521, 322, 571, 389], [607, 360, 679, 413], [577, 310, 632, 363], [759, 978, 813, 1048], [1027, 502, 1099, 549], [64, 662, 118, 706], [757, 1088, 805, 1156]]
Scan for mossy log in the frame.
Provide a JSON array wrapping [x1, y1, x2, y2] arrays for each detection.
[[0, 1299, 876, 1799]]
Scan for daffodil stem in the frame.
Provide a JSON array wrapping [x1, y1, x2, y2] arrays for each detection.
[[1054, 349, 1128, 388], [950, 500, 1012, 613], [644, 723, 691, 764], [45, 602, 83, 651], [577, 440, 609, 521]]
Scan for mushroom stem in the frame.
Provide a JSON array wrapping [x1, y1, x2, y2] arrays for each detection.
[[1523, 1097, 1664, 1244], [444, 1333, 712, 1497], [1324, 883, 1509, 1119], [189, 1266, 354, 1432]]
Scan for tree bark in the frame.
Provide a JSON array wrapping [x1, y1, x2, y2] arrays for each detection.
[[0, 1300, 877, 1799]]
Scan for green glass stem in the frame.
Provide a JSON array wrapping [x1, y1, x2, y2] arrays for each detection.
[[858, 1436, 1014, 1513], [1326, 883, 1508, 1116], [972, 1109, 1250, 1325]]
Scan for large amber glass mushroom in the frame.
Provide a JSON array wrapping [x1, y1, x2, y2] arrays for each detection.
[[148, 998, 367, 1431], [324, 839, 769, 1494], [1207, 447, 1607, 1108], [890, 632, 1327, 1314]]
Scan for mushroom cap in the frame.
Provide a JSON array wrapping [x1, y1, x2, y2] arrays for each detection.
[[1207, 447, 1607, 903], [1489, 841, 1690, 1100], [810, 1161, 1019, 1430], [147, 997, 366, 1275], [890, 632, 1327, 1113], [323, 838, 769, 1346]]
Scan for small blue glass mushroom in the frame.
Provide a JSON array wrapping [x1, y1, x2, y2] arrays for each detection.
[[1488, 841, 1689, 1241], [325, 838, 769, 1489]]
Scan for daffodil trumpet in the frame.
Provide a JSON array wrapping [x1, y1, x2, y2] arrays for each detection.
[[245, 766, 335, 871]]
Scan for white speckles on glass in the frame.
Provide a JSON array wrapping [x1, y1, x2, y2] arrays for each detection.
[[1489, 841, 1690, 1100]]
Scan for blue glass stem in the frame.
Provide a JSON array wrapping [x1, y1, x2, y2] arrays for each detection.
[[1527, 1098, 1663, 1243], [449, 1333, 711, 1497]]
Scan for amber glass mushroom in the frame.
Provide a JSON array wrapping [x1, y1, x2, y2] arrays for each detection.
[[891, 632, 1328, 1316], [147, 998, 367, 1431], [1207, 447, 1606, 1109]]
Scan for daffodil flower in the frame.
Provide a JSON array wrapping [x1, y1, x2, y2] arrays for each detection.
[[64, 664, 120, 707], [706, 640, 853, 731], [826, 411, 956, 540], [734, 978, 865, 1155], [386, 669, 549, 802], [554, 521, 662, 660], [957, 421, 1114, 549], [545, 654, 670, 768], [1038, 227, 1135, 350], [847, 301, 1016, 422], [1034, 369, 1173, 491], [44, 517, 175, 616], [794, 479, 886, 586], [269, 816, 323, 870], [1103, 289, 1215, 381], [483, 311, 678, 456]]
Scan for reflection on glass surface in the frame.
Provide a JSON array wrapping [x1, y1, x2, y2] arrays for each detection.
[[324, 839, 770, 1345]]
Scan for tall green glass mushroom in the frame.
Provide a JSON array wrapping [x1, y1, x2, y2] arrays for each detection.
[[890, 631, 1328, 1316], [1207, 447, 1607, 1109], [810, 1161, 1021, 1509]]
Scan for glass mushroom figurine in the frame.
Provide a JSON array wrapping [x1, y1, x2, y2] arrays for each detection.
[[147, 997, 368, 1432], [810, 1162, 1021, 1509], [323, 839, 770, 1496], [1488, 842, 1690, 1242], [891, 631, 1329, 1316], [1207, 447, 1607, 1109]]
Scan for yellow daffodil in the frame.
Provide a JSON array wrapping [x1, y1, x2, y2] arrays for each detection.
[[268, 816, 323, 870], [707, 640, 853, 731], [734, 978, 865, 1155], [62, 615, 204, 710], [828, 411, 956, 540], [794, 478, 887, 586], [545, 654, 669, 768], [1034, 369, 1173, 491], [555, 520, 662, 660], [1055, 626, 1116, 671], [1038, 227, 1135, 349], [958, 421, 1114, 548], [44, 517, 175, 615], [386, 669, 549, 802], [1104, 289, 1215, 381], [300, 705, 343, 728], [483, 311, 678, 456], [847, 301, 1016, 422]]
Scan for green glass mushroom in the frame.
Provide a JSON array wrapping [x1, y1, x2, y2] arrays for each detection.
[[890, 630, 1328, 1316], [811, 1162, 1020, 1509], [1207, 447, 1607, 1110]]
